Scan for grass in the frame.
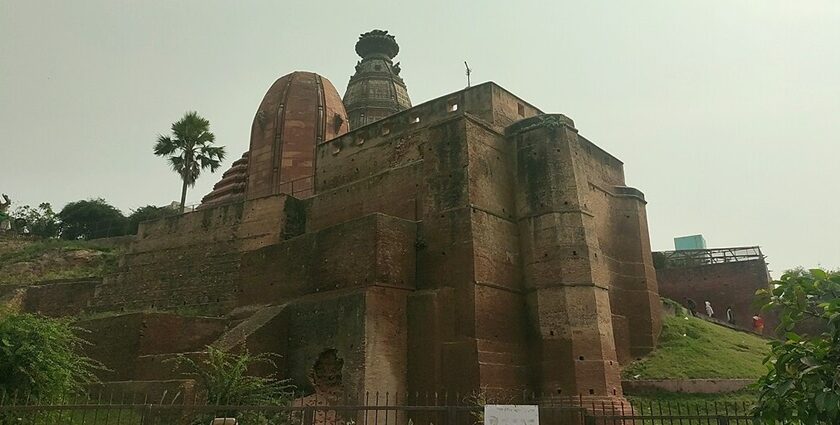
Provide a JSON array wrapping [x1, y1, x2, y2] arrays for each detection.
[[0, 238, 122, 285], [623, 312, 770, 380]]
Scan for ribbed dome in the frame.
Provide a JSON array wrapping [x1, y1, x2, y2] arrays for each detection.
[[199, 71, 349, 208], [246, 71, 349, 200]]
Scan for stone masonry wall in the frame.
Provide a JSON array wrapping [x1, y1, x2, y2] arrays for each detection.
[[89, 195, 291, 315], [656, 259, 770, 334]]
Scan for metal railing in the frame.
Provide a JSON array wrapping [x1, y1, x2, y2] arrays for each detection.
[[0, 391, 758, 425], [652, 247, 764, 270]]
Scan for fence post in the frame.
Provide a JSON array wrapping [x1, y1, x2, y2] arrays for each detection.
[[303, 406, 315, 425], [717, 416, 730, 425], [447, 405, 457, 425], [140, 404, 153, 425]]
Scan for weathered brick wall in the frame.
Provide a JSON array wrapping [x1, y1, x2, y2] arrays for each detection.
[[238, 213, 416, 306], [22, 278, 99, 317], [511, 115, 623, 398], [89, 196, 291, 315], [656, 259, 770, 333], [79, 313, 228, 381], [575, 131, 661, 361]]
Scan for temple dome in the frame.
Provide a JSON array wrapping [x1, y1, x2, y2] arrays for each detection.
[[199, 71, 348, 208], [246, 71, 349, 200]]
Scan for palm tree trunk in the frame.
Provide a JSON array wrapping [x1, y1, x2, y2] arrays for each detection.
[[180, 178, 188, 213]]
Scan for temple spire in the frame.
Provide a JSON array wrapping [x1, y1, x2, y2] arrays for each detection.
[[342, 30, 411, 129]]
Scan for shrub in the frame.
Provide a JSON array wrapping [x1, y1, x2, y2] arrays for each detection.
[[0, 311, 101, 403]]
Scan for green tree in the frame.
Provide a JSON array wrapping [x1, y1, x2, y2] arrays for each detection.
[[58, 199, 127, 240], [10, 203, 60, 237], [153, 112, 226, 213], [0, 311, 101, 403], [753, 268, 840, 424], [126, 205, 177, 234]]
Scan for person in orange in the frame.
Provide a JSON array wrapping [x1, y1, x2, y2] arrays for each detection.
[[752, 315, 765, 334]]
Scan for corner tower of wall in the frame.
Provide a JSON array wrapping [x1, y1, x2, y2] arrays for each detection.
[[507, 115, 623, 399]]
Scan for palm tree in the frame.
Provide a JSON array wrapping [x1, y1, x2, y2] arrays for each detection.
[[153, 111, 226, 213]]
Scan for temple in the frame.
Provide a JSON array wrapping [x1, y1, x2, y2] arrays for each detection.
[[10, 29, 663, 405]]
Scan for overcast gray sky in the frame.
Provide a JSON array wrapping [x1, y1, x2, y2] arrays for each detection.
[[2, 1, 838, 273]]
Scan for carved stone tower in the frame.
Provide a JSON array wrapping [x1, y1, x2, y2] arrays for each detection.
[[343, 30, 411, 129]]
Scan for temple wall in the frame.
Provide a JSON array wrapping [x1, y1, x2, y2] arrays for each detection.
[[89, 195, 291, 315], [238, 213, 416, 306], [79, 313, 228, 381]]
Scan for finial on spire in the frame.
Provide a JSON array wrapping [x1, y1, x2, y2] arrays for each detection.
[[355, 29, 400, 59]]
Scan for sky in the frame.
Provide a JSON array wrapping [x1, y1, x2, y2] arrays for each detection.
[[1, 0, 838, 274]]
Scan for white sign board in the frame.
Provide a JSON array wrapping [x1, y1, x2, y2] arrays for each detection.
[[484, 405, 539, 425]]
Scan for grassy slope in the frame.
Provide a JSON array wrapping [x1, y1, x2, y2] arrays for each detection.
[[623, 313, 770, 380], [0, 237, 121, 285]]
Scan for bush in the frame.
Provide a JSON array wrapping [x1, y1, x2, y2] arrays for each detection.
[[753, 268, 840, 424], [0, 311, 101, 403], [172, 346, 295, 424]]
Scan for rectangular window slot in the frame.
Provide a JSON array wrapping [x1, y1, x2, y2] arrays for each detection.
[[517, 103, 525, 116], [448, 102, 459, 112]]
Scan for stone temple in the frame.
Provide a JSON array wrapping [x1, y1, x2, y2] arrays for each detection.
[[12, 30, 662, 404]]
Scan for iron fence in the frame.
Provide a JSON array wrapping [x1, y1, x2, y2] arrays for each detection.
[[0, 391, 757, 425]]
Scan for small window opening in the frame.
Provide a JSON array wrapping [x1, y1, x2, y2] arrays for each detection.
[[448, 102, 459, 112], [381, 125, 390, 136], [410, 116, 420, 124], [517, 103, 525, 116]]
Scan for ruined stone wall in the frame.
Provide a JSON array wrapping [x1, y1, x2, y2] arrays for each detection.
[[22, 278, 99, 317], [79, 313, 228, 381], [656, 259, 770, 333], [89, 195, 291, 315]]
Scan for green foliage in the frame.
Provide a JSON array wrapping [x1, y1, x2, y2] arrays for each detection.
[[0, 311, 101, 403], [58, 199, 128, 240], [172, 346, 294, 406], [154, 111, 226, 212], [126, 205, 177, 234], [171, 346, 295, 425], [623, 312, 769, 379], [753, 268, 840, 424], [10, 203, 60, 237]]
